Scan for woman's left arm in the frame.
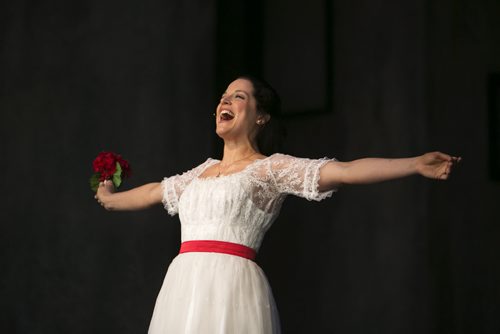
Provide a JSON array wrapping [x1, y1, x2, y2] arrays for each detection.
[[318, 151, 461, 192]]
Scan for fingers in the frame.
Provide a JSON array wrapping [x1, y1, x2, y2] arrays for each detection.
[[95, 195, 105, 207], [437, 165, 450, 180], [433, 152, 462, 164], [443, 164, 452, 179], [438, 164, 452, 180], [438, 156, 462, 180], [94, 180, 113, 208], [100, 179, 115, 193], [433, 151, 452, 162], [95, 187, 105, 207], [447, 156, 462, 173], [436, 151, 462, 163]]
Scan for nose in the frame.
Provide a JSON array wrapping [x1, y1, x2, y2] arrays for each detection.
[[221, 95, 231, 104]]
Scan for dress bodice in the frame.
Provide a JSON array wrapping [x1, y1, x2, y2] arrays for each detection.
[[161, 154, 337, 251]]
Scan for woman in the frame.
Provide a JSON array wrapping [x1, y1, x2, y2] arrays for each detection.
[[95, 76, 460, 333]]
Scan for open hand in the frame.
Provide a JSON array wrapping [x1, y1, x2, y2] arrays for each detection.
[[416, 151, 461, 180]]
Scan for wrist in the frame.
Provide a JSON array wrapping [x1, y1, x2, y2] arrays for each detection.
[[413, 155, 424, 176]]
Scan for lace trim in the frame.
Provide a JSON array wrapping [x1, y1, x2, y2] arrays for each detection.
[[161, 177, 178, 216], [196, 155, 273, 181], [268, 154, 337, 201], [161, 159, 218, 216], [162, 154, 337, 216], [308, 157, 338, 201]]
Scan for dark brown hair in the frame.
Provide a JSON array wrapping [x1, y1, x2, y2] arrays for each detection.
[[237, 75, 286, 155]]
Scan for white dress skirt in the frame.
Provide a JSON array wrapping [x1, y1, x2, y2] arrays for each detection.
[[148, 154, 336, 334]]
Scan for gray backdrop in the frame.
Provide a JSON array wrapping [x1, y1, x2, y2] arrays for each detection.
[[1, 0, 499, 333]]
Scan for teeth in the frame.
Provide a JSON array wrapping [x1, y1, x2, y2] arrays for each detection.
[[221, 110, 234, 117]]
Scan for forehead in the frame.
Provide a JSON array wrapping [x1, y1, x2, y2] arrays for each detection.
[[225, 79, 254, 95]]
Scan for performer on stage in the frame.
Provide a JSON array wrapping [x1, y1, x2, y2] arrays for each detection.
[[94, 76, 460, 333]]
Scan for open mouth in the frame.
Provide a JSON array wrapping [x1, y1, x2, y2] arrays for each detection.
[[220, 110, 235, 121]]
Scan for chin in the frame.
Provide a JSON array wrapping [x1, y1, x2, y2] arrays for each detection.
[[215, 127, 229, 139]]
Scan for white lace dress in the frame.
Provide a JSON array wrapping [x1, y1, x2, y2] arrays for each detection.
[[148, 153, 336, 334]]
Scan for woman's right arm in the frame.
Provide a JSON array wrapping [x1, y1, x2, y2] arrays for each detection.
[[94, 181, 163, 211]]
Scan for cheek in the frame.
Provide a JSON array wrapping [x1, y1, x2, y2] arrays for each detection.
[[244, 104, 258, 120], [240, 112, 258, 128]]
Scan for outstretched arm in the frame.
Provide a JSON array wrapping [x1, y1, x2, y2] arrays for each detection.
[[94, 181, 163, 211], [318, 151, 461, 192]]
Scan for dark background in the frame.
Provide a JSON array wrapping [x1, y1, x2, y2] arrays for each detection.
[[1, 0, 499, 333]]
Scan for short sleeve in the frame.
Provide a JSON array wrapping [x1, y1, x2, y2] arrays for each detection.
[[161, 159, 214, 216], [269, 153, 337, 201]]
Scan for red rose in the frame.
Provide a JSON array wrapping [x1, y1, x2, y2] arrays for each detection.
[[90, 152, 132, 191], [117, 156, 132, 178], [93, 152, 119, 181]]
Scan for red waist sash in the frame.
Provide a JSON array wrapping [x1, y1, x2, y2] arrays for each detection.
[[179, 240, 256, 261]]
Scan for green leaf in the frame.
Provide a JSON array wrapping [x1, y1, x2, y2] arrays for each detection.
[[112, 162, 122, 188], [90, 173, 101, 192]]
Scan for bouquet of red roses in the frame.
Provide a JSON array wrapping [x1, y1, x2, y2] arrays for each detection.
[[90, 151, 131, 192]]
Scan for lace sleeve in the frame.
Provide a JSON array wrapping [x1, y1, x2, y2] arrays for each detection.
[[269, 153, 337, 201], [161, 159, 214, 216]]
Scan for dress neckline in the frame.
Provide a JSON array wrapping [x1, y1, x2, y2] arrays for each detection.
[[196, 154, 274, 181]]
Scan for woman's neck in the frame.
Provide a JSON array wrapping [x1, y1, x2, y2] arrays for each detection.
[[221, 139, 260, 164]]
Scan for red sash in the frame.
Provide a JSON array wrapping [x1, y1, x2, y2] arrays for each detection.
[[179, 240, 256, 261]]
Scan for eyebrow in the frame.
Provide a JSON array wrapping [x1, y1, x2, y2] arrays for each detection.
[[222, 90, 250, 96]]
